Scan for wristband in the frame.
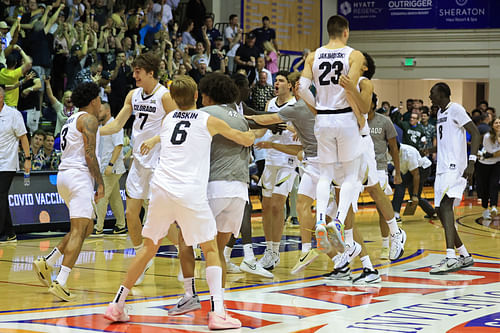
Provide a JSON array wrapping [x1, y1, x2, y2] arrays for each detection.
[[108, 162, 114, 167], [24, 155, 31, 160], [468, 155, 477, 162]]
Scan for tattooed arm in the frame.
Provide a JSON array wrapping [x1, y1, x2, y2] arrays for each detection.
[[78, 113, 105, 203]]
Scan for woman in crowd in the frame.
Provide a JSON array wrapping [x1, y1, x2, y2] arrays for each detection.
[[263, 41, 278, 82]]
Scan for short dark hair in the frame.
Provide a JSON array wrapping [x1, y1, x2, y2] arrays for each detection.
[[132, 51, 161, 79], [406, 99, 413, 104], [478, 100, 488, 107], [486, 106, 496, 115], [434, 82, 451, 98], [471, 109, 482, 117], [33, 129, 46, 139], [232, 73, 249, 88], [72, 82, 100, 108], [362, 52, 375, 80], [262, 16, 270, 22], [327, 15, 349, 38], [6, 53, 17, 68], [199, 73, 239, 104], [418, 99, 424, 104], [276, 70, 290, 81], [480, 112, 489, 122], [229, 14, 237, 21], [371, 92, 378, 110]]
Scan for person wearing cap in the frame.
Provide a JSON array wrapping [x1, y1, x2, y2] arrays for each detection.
[[189, 55, 208, 84], [0, 21, 12, 48], [251, 16, 279, 55], [235, 32, 260, 84]]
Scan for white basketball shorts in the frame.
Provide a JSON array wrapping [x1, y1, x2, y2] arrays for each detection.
[[57, 169, 95, 219], [259, 165, 298, 198], [209, 197, 246, 236], [126, 159, 154, 200], [434, 171, 467, 207]]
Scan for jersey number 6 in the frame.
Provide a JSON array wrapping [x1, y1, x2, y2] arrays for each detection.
[[170, 121, 191, 145]]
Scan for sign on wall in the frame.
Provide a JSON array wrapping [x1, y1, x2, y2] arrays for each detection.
[[243, 0, 322, 54], [337, 0, 500, 30]]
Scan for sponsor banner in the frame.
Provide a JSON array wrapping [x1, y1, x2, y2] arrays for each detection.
[[8, 172, 126, 226], [338, 0, 500, 30]]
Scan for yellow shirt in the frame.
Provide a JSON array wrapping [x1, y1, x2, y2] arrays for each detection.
[[0, 67, 23, 107]]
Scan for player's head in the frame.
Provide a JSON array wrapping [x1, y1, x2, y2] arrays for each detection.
[[199, 73, 239, 106], [362, 52, 375, 79], [430, 82, 451, 107], [232, 73, 250, 103], [274, 70, 292, 97], [170, 75, 198, 110], [287, 71, 301, 97], [132, 51, 161, 86], [72, 82, 101, 115], [327, 15, 349, 41]]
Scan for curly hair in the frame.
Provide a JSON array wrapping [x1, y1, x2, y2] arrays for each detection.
[[72, 82, 100, 108], [362, 52, 376, 80], [199, 73, 239, 104]]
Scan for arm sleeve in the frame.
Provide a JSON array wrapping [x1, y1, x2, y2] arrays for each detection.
[[298, 76, 315, 107]]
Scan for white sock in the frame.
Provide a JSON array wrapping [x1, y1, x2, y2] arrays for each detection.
[[302, 243, 311, 253], [243, 244, 255, 261], [360, 255, 373, 270], [394, 212, 400, 219], [344, 229, 354, 247], [272, 241, 280, 253], [55, 265, 71, 286], [183, 277, 196, 297], [381, 237, 389, 248], [45, 247, 62, 267], [206, 266, 224, 315], [386, 217, 399, 235], [457, 245, 469, 257], [223, 246, 232, 262], [133, 243, 143, 252], [266, 241, 273, 251], [446, 249, 456, 259], [113, 285, 130, 307]]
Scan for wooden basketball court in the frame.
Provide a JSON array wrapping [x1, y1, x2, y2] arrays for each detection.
[[1, 194, 500, 332]]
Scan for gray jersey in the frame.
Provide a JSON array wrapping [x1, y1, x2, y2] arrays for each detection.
[[278, 99, 318, 159], [201, 105, 250, 183], [367, 113, 397, 170]]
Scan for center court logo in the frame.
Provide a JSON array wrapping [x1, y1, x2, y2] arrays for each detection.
[[456, 0, 468, 6], [340, 1, 352, 16]]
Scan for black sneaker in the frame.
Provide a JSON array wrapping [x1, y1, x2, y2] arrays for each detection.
[[0, 234, 17, 243], [112, 226, 127, 236], [90, 229, 104, 237], [396, 216, 402, 223], [323, 264, 351, 280], [291, 217, 299, 226], [353, 268, 381, 283]]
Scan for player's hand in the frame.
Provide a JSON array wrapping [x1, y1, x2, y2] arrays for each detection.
[[95, 184, 104, 203], [267, 122, 286, 134], [339, 75, 355, 91], [483, 152, 494, 159], [297, 150, 304, 161], [256, 141, 272, 149], [463, 160, 475, 182], [140, 137, 157, 155], [24, 159, 31, 174], [104, 165, 113, 176], [394, 173, 402, 185]]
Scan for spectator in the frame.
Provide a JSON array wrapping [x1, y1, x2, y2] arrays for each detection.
[[0, 86, 30, 243], [0, 45, 32, 107], [41, 132, 60, 170], [420, 109, 436, 151], [44, 77, 77, 137], [394, 110, 426, 150], [155, 1, 173, 27], [75, 61, 103, 87], [254, 56, 272, 86], [401, 98, 414, 122], [111, 4, 127, 30], [93, 102, 126, 236], [250, 70, 274, 112], [94, 0, 112, 27], [98, 70, 111, 103], [477, 112, 491, 135], [65, 41, 89, 91], [209, 36, 227, 72], [263, 40, 278, 81], [478, 100, 488, 112], [52, 20, 71, 99], [477, 117, 500, 221], [203, 14, 220, 49], [225, 14, 242, 73], [0, 20, 20, 68], [185, 0, 206, 41], [486, 107, 496, 123], [20, 0, 43, 27], [290, 48, 310, 72], [189, 56, 207, 84], [26, 129, 46, 170], [109, 51, 134, 117], [181, 19, 197, 51], [190, 26, 210, 66], [17, 68, 41, 133], [251, 16, 278, 54], [235, 32, 259, 84]]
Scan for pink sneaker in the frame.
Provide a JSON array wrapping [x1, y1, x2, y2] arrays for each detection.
[[208, 311, 241, 330], [104, 303, 129, 322]]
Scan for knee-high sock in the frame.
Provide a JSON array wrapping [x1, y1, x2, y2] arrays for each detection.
[[316, 163, 334, 223], [336, 158, 362, 224]]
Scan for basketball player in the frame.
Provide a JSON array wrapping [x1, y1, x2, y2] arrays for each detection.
[[168, 73, 271, 316], [298, 15, 365, 252], [104, 76, 254, 329], [258, 70, 300, 271], [33, 82, 103, 301], [429, 82, 479, 274], [100, 52, 177, 284]]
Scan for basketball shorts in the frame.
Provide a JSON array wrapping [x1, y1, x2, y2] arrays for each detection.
[[142, 183, 217, 246], [434, 171, 467, 207], [57, 169, 95, 219], [126, 159, 154, 200], [259, 165, 298, 198], [209, 197, 246, 237], [314, 112, 362, 163], [298, 157, 319, 199]]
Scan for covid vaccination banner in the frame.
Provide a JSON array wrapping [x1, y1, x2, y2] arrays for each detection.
[[337, 0, 500, 30], [8, 172, 126, 226]]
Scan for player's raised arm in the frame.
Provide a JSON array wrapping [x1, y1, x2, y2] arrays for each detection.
[[298, 51, 316, 112], [207, 116, 255, 147], [100, 90, 134, 136]]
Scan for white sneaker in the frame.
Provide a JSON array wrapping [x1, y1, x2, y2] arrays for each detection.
[[353, 268, 382, 284], [226, 261, 241, 274], [389, 229, 406, 261], [458, 255, 474, 268], [135, 258, 153, 286], [334, 241, 361, 269], [430, 257, 460, 274], [483, 209, 492, 220], [491, 206, 497, 217], [240, 258, 273, 278], [380, 247, 390, 260], [270, 251, 280, 270], [258, 249, 275, 270]]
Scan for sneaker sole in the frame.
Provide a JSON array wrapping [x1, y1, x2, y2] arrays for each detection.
[[429, 266, 461, 275], [33, 261, 51, 287], [49, 287, 75, 302], [315, 225, 332, 253], [291, 253, 319, 275], [326, 223, 345, 251], [240, 264, 274, 278], [168, 304, 201, 316]]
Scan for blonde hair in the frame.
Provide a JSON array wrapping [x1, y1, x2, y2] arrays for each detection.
[[263, 41, 276, 53], [170, 75, 197, 110]]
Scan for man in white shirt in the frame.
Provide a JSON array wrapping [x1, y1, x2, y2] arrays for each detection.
[[0, 87, 30, 243], [93, 103, 126, 236], [224, 14, 242, 73]]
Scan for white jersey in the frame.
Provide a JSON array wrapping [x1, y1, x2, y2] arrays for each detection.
[[152, 109, 212, 206], [312, 45, 353, 110], [436, 102, 471, 174], [357, 76, 370, 136], [131, 83, 168, 169], [59, 111, 99, 171], [266, 96, 299, 167]]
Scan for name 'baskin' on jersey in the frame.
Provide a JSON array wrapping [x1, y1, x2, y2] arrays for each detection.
[[319, 53, 345, 59], [173, 111, 198, 119], [133, 104, 157, 113]]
